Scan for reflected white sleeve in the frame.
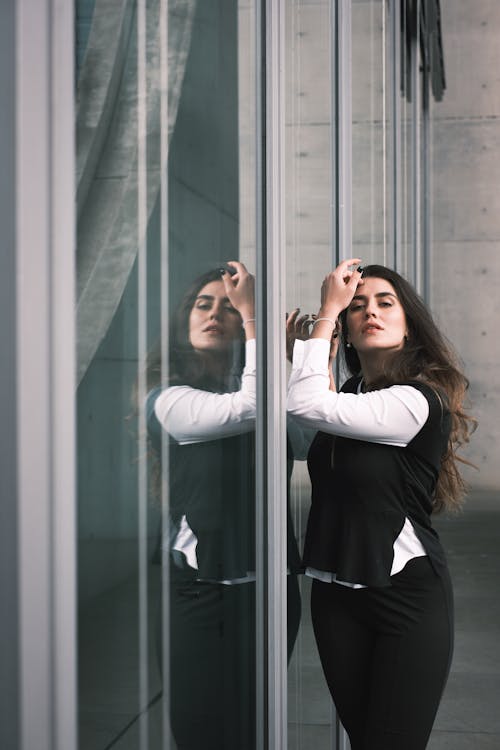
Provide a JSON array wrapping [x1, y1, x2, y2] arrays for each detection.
[[286, 415, 316, 461], [287, 339, 429, 447], [154, 339, 256, 444]]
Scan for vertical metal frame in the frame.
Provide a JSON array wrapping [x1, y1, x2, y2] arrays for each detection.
[[331, 1, 352, 746], [16, 1, 76, 749], [0, 2, 19, 747], [159, 1, 172, 747], [136, 1, 150, 747], [256, 0, 288, 747], [333, 0, 353, 266], [389, 0, 403, 272], [421, 37, 432, 303], [410, 0, 422, 291]]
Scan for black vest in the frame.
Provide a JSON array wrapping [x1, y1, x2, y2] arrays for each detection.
[[303, 377, 451, 587]]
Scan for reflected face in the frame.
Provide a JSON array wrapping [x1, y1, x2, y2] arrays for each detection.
[[188, 280, 242, 353], [346, 276, 407, 356]]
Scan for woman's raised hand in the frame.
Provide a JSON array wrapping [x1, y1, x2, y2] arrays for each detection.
[[319, 258, 363, 318], [222, 261, 255, 321]]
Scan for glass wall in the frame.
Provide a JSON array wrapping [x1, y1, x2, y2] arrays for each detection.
[[75, 2, 445, 748], [284, 2, 442, 748], [76, 2, 264, 747], [10, 2, 500, 750]]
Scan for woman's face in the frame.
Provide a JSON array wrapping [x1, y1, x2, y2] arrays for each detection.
[[188, 280, 242, 353], [345, 276, 408, 356]]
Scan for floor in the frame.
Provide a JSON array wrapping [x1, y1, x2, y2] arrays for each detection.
[[79, 489, 500, 749], [427, 491, 500, 749]]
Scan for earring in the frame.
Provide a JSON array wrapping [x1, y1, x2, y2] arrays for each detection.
[[346, 342, 352, 349]]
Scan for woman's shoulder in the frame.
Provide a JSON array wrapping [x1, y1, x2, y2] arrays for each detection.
[[399, 380, 451, 458], [397, 380, 449, 417]]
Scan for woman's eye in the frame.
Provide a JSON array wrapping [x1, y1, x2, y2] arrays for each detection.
[[349, 304, 363, 312], [196, 303, 210, 310]]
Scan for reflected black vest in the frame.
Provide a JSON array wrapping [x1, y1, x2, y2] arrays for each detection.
[[147, 388, 301, 581]]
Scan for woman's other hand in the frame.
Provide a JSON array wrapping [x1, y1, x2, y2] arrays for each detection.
[[286, 309, 312, 362]]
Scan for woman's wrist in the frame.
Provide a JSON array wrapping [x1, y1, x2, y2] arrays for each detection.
[[317, 306, 342, 321], [242, 320, 256, 341], [238, 306, 255, 323], [311, 321, 335, 340], [310, 308, 337, 340]]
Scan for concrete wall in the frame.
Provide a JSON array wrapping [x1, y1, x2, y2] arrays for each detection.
[[430, 0, 500, 489]]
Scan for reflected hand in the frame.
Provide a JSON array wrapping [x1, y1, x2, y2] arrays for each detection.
[[286, 309, 312, 362], [328, 318, 342, 364]]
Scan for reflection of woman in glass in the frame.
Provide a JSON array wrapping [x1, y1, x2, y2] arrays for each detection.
[[146, 262, 301, 750], [287, 259, 475, 750]]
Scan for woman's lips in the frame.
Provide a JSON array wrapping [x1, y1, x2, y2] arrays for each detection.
[[203, 325, 223, 334]]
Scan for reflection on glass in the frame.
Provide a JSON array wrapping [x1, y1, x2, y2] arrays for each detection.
[[147, 263, 256, 748], [146, 265, 300, 749]]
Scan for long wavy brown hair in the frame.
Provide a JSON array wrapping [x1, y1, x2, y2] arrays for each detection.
[[339, 264, 476, 513]]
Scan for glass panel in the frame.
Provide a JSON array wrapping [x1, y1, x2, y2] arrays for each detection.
[[285, 2, 335, 748], [285, 2, 393, 749], [76, 2, 260, 748]]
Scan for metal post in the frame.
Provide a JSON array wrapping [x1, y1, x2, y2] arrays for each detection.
[[330, 0, 352, 744], [16, 1, 77, 748], [411, 0, 422, 290], [391, 0, 403, 272], [422, 53, 432, 303], [256, 1, 288, 747], [159, 0, 172, 747], [334, 0, 353, 266]]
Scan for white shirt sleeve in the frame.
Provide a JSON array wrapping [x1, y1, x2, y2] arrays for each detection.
[[287, 338, 429, 447], [153, 339, 256, 445]]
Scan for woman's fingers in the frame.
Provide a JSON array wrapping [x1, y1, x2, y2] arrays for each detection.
[[336, 257, 362, 275], [221, 269, 236, 294], [226, 260, 247, 278], [286, 309, 313, 342], [319, 259, 363, 314], [223, 261, 255, 318], [286, 308, 300, 327]]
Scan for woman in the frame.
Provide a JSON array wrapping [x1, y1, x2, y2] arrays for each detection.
[[287, 258, 475, 750], [146, 261, 301, 750]]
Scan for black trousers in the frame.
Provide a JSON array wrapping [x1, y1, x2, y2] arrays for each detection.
[[311, 557, 454, 750], [167, 572, 301, 750]]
